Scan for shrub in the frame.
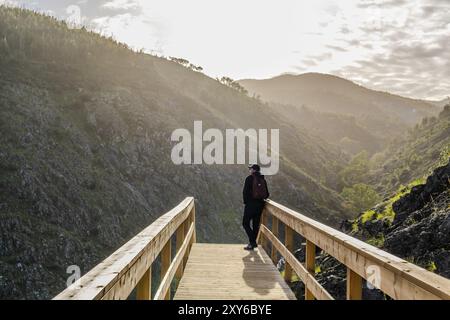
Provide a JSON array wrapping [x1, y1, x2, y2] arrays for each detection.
[[340, 183, 381, 215]]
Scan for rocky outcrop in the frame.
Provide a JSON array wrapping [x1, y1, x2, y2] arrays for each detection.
[[384, 162, 450, 277], [391, 163, 449, 226]]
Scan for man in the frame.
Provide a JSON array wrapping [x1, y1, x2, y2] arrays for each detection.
[[242, 164, 270, 251]]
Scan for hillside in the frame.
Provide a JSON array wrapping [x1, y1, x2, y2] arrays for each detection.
[[239, 73, 437, 123], [348, 160, 450, 278], [268, 103, 382, 155], [368, 105, 450, 196], [280, 105, 450, 299], [239, 74, 439, 155], [0, 7, 351, 299], [428, 98, 450, 108], [297, 108, 450, 300]]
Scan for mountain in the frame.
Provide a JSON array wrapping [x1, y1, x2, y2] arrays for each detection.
[[239, 73, 437, 123], [427, 98, 450, 108], [267, 103, 382, 155], [239, 74, 439, 155], [0, 7, 351, 299]]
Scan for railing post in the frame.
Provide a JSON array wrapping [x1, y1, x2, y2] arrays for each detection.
[[175, 223, 185, 283], [258, 211, 268, 251], [305, 240, 316, 300], [346, 268, 362, 300], [271, 216, 279, 263], [136, 267, 152, 300], [284, 225, 293, 282], [161, 241, 171, 300], [183, 218, 190, 267], [183, 203, 196, 269], [191, 204, 196, 244]]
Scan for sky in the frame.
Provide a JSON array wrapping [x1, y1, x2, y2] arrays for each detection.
[[3, 0, 450, 100]]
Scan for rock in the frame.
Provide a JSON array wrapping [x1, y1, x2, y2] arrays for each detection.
[[364, 219, 386, 236], [393, 162, 450, 226]]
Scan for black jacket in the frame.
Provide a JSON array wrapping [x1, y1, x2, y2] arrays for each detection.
[[243, 172, 270, 205]]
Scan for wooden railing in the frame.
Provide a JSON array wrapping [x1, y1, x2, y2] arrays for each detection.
[[54, 196, 450, 300], [258, 200, 450, 300], [54, 197, 196, 300]]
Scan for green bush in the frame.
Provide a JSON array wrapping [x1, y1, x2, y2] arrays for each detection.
[[339, 151, 369, 187], [341, 183, 381, 215]]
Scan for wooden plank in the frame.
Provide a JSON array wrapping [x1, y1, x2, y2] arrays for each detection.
[[173, 243, 296, 300], [305, 240, 316, 300], [347, 268, 362, 300], [154, 223, 194, 300], [260, 225, 333, 300], [54, 197, 194, 300], [264, 200, 450, 300], [271, 216, 279, 263], [284, 225, 293, 282], [160, 240, 172, 300], [136, 268, 151, 300]]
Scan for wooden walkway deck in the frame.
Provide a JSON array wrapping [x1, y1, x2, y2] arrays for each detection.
[[173, 243, 296, 300]]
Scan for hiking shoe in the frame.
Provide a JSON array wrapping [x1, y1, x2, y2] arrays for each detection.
[[244, 244, 254, 251]]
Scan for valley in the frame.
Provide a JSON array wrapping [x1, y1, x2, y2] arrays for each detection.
[[0, 6, 448, 300]]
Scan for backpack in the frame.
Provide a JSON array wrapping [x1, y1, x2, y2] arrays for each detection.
[[252, 174, 268, 200]]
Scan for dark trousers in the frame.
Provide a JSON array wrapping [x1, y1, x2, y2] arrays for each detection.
[[242, 201, 264, 246]]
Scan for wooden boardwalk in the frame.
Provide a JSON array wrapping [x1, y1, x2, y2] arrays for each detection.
[[55, 198, 450, 300], [173, 243, 296, 300]]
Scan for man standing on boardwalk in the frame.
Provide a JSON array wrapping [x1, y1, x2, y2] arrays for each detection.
[[242, 164, 270, 251]]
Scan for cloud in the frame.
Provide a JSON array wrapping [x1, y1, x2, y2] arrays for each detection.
[[4, 0, 449, 100], [298, 0, 450, 100], [102, 0, 141, 11], [325, 45, 347, 52]]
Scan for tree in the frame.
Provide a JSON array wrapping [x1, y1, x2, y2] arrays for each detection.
[[219, 76, 248, 95], [169, 57, 203, 73], [219, 76, 234, 86], [440, 104, 450, 118], [338, 151, 369, 187], [340, 183, 381, 215], [189, 63, 203, 72], [169, 56, 190, 67], [370, 152, 385, 169]]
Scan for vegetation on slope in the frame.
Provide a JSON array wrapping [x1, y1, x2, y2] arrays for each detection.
[[368, 105, 450, 196]]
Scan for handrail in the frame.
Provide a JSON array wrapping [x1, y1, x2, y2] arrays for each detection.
[[53, 196, 450, 300], [54, 197, 196, 300], [260, 224, 333, 300], [258, 199, 450, 300]]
